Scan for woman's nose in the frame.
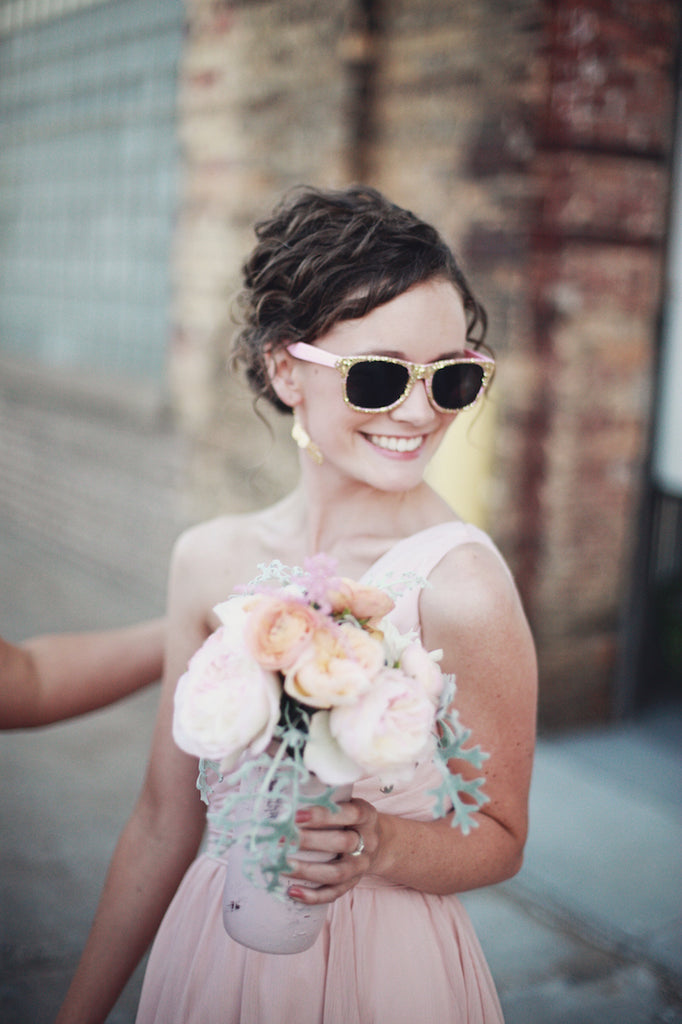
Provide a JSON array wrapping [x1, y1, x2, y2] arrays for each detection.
[[390, 379, 438, 425]]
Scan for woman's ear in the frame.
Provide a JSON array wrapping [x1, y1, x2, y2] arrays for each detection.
[[265, 346, 302, 409]]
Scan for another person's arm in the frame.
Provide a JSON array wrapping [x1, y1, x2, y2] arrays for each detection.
[[0, 618, 165, 729]]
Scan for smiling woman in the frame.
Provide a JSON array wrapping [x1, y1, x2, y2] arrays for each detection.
[[57, 185, 537, 1024], [266, 278, 473, 496]]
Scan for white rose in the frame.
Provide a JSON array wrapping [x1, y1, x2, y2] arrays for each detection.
[[172, 625, 281, 771], [213, 593, 253, 638], [302, 710, 364, 786], [329, 668, 436, 785], [379, 619, 417, 665]]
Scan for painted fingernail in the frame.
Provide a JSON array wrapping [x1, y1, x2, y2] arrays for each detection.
[[295, 809, 312, 823], [288, 886, 305, 901]]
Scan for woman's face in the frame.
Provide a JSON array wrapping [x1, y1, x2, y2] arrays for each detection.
[[290, 279, 469, 494]]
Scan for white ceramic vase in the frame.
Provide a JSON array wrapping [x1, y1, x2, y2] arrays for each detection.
[[222, 759, 351, 954]]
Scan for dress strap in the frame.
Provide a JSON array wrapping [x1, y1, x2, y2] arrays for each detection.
[[366, 521, 509, 582], [364, 521, 512, 635]]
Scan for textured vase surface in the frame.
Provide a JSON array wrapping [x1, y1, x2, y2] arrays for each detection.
[[222, 761, 351, 954]]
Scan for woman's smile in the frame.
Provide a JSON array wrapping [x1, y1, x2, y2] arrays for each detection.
[[364, 432, 427, 455]]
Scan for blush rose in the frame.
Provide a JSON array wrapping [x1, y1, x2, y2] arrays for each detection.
[[172, 624, 280, 771], [329, 668, 437, 785], [400, 641, 444, 703]]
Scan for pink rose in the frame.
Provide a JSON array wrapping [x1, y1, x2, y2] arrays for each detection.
[[172, 626, 281, 771], [284, 621, 385, 709], [245, 593, 321, 670], [329, 668, 436, 784], [325, 578, 395, 626], [400, 642, 445, 703]]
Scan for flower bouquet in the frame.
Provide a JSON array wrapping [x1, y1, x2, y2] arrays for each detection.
[[172, 555, 488, 953]]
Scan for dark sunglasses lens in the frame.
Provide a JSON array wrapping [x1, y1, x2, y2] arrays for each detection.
[[432, 364, 485, 410], [346, 360, 410, 409]]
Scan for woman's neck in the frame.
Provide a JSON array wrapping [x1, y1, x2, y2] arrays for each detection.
[[268, 474, 456, 576]]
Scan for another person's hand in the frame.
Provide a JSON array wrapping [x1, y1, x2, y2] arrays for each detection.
[[0, 619, 165, 729]]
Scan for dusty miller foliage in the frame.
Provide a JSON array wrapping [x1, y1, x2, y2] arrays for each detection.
[[197, 675, 488, 896]]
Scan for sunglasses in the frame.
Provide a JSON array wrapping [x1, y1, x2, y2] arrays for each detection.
[[286, 342, 495, 414]]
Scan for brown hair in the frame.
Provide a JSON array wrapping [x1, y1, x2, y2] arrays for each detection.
[[231, 185, 487, 413]]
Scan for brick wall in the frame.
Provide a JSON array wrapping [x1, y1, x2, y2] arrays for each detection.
[[170, 0, 357, 518], [521, 0, 679, 725], [173, 0, 680, 727]]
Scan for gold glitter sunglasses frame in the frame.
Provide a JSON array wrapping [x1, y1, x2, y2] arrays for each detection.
[[286, 341, 495, 414]]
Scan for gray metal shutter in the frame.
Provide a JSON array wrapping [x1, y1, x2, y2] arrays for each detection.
[[0, 0, 184, 378]]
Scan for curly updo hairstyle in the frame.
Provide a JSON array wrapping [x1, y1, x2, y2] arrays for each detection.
[[231, 185, 488, 414]]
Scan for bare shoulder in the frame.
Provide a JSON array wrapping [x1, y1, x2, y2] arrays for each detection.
[[169, 507, 292, 631], [424, 539, 521, 616], [169, 514, 261, 620], [419, 538, 536, 677], [171, 513, 252, 574], [419, 538, 537, 814]]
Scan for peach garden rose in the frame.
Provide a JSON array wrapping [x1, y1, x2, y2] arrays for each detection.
[[245, 593, 321, 670], [324, 577, 395, 626], [283, 620, 385, 708]]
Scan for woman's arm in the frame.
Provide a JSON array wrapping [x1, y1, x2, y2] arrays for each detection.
[[288, 541, 538, 902], [0, 619, 166, 729], [373, 541, 537, 891], [55, 531, 213, 1024]]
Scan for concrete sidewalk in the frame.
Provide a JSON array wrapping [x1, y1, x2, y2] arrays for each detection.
[[463, 705, 682, 1023]]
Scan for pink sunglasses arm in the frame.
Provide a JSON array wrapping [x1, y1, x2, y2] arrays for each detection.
[[288, 340, 493, 370], [286, 342, 339, 367]]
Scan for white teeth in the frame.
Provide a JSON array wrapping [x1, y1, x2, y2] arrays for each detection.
[[369, 434, 424, 453]]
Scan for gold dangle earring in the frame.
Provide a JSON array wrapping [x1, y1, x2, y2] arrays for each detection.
[[291, 410, 323, 465]]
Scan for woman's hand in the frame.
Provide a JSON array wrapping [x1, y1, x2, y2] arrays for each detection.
[[285, 797, 380, 905]]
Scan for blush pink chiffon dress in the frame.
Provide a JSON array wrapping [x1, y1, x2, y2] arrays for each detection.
[[136, 522, 507, 1024]]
